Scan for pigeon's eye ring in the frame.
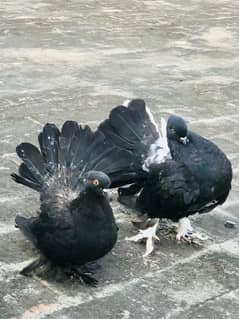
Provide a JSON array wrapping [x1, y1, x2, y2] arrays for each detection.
[[92, 179, 99, 186], [170, 128, 176, 134]]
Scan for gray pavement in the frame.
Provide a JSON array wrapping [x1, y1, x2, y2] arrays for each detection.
[[0, 0, 239, 318]]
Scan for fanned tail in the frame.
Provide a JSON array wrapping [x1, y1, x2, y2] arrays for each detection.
[[12, 120, 143, 192]]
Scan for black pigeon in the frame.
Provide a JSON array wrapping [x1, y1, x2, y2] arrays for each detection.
[[12, 121, 136, 285], [98, 99, 232, 255]]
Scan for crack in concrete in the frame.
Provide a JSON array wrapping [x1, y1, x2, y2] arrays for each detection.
[[165, 288, 239, 319]]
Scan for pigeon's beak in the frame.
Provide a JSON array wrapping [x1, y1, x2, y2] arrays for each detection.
[[179, 136, 189, 145]]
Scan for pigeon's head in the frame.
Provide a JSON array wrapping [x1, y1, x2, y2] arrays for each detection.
[[80, 170, 111, 195], [167, 115, 189, 145]]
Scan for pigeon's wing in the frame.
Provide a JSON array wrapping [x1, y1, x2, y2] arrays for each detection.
[[159, 162, 200, 207], [138, 160, 201, 220]]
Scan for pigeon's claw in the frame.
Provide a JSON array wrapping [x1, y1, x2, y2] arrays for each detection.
[[176, 217, 194, 241], [176, 217, 208, 243], [176, 231, 193, 241], [126, 219, 160, 257]]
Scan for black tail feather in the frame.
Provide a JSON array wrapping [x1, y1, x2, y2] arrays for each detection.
[[60, 121, 83, 169], [14, 143, 46, 191], [16, 143, 45, 177], [13, 124, 60, 192], [18, 163, 40, 184], [98, 119, 130, 150], [69, 125, 95, 172], [59, 121, 95, 171], [39, 123, 60, 174], [127, 99, 159, 140], [11, 173, 41, 191], [109, 106, 144, 145], [98, 99, 159, 165]]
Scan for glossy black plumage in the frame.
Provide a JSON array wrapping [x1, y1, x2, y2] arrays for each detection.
[[12, 121, 135, 284], [98, 99, 232, 224], [168, 129, 232, 212], [135, 161, 200, 222]]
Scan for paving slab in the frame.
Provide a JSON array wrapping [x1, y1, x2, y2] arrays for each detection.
[[0, 0, 239, 318]]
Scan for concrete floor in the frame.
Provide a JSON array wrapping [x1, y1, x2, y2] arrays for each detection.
[[0, 0, 239, 318]]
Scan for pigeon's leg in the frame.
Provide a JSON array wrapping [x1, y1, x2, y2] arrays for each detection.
[[20, 255, 47, 276], [176, 217, 207, 242], [126, 218, 160, 257], [64, 267, 98, 287]]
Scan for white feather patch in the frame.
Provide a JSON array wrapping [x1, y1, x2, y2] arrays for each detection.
[[143, 117, 171, 172], [122, 100, 171, 171], [145, 105, 159, 133], [122, 99, 131, 107]]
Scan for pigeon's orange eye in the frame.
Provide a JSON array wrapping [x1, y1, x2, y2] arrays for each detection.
[[92, 179, 99, 186]]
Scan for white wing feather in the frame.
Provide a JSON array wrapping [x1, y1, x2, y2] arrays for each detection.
[[122, 99, 171, 172]]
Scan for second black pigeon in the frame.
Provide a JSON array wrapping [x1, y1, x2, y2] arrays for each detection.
[[98, 99, 232, 256]]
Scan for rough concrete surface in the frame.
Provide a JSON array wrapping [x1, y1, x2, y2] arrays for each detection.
[[0, 0, 239, 318]]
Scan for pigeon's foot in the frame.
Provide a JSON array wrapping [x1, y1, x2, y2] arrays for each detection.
[[64, 267, 98, 287], [82, 261, 101, 274], [176, 217, 208, 244], [126, 218, 160, 257], [176, 217, 193, 241]]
